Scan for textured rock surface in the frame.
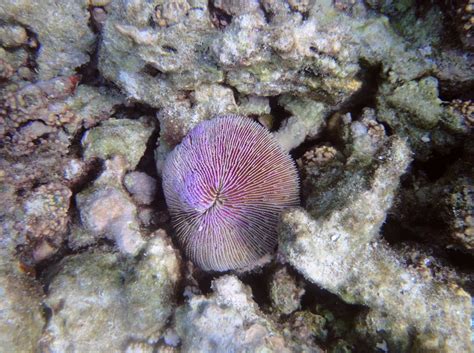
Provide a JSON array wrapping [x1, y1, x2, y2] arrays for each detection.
[[0, 80, 120, 266], [126, 230, 182, 341], [82, 117, 155, 170], [0, 265, 44, 352], [22, 183, 72, 262], [280, 207, 472, 352], [175, 275, 321, 353], [124, 171, 157, 206], [75, 157, 146, 255], [42, 232, 181, 351], [0, 0, 95, 80], [273, 95, 327, 152], [99, 0, 361, 108], [0, 0, 472, 351], [41, 251, 128, 352], [377, 77, 470, 161], [269, 266, 305, 315], [278, 135, 473, 352]]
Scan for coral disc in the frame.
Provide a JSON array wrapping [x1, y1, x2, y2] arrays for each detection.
[[162, 115, 300, 271]]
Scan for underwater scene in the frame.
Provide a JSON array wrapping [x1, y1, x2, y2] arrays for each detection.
[[0, 0, 473, 352]]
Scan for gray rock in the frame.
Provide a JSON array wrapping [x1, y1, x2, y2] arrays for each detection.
[[42, 231, 181, 352], [0, 0, 95, 80], [0, 265, 44, 352], [175, 275, 304, 353]]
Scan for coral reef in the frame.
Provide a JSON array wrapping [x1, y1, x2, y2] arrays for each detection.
[[163, 115, 299, 271], [0, 0, 472, 351]]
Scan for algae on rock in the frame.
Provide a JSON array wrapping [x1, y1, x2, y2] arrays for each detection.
[[82, 117, 155, 170], [0, 264, 44, 352], [278, 134, 473, 352], [376, 77, 469, 161], [0, 0, 95, 80], [42, 232, 181, 351]]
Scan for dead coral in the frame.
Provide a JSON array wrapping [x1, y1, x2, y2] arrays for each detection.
[[448, 0, 474, 50], [20, 183, 72, 263], [298, 145, 338, 168], [0, 78, 120, 267], [0, 75, 81, 157], [448, 98, 474, 127], [442, 177, 474, 252]]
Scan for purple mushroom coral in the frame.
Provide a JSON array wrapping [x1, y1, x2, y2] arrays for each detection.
[[162, 115, 300, 271]]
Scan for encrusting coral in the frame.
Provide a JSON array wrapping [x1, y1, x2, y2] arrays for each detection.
[[163, 115, 300, 272]]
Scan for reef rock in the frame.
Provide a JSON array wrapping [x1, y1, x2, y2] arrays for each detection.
[[279, 135, 473, 352], [377, 77, 470, 161], [41, 231, 181, 351], [75, 156, 145, 255], [22, 182, 72, 263], [175, 275, 320, 353], [126, 230, 182, 341], [269, 266, 305, 316], [82, 117, 155, 170], [0, 265, 44, 352], [0, 0, 95, 80], [40, 251, 128, 352], [124, 171, 157, 206]]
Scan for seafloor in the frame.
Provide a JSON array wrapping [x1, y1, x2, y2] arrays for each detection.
[[0, 0, 473, 352]]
